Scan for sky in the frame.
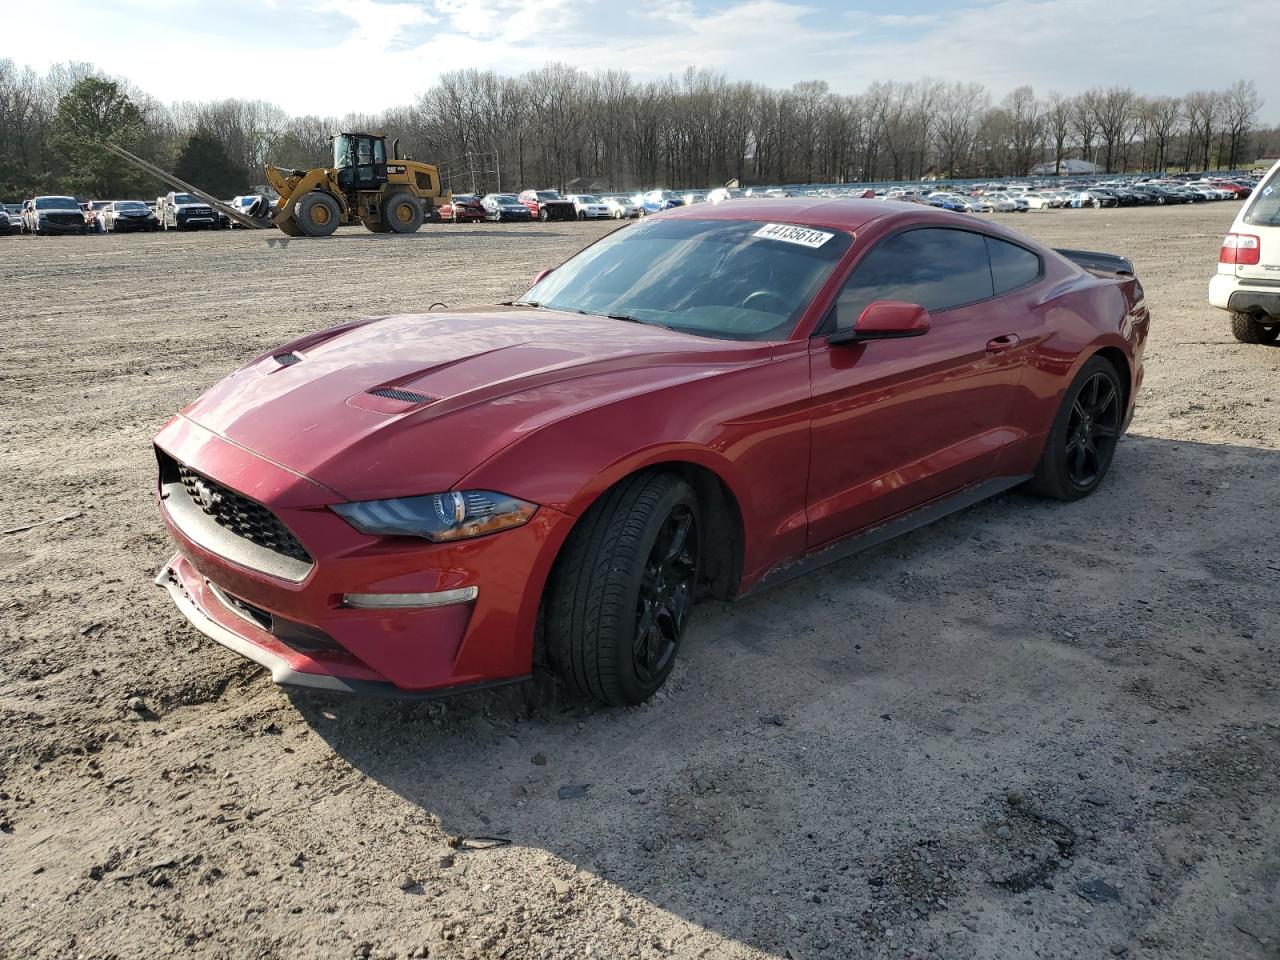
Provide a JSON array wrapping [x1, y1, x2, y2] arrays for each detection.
[[9, 0, 1279, 119]]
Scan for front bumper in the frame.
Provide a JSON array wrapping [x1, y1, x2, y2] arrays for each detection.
[[35, 220, 85, 234], [153, 417, 574, 695]]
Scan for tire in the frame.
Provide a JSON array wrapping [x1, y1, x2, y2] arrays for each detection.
[[1230, 311, 1280, 344], [1026, 356, 1124, 501], [544, 472, 700, 706], [383, 192, 423, 233], [1092, 199, 1102, 209], [294, 192, 341, 237], [539, 207, 549, 222]]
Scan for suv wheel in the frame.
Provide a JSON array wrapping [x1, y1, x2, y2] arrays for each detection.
[[1230, 311, 1280, 344]]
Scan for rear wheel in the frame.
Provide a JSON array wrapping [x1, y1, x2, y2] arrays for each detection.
[[1027, 356, 1124, 501], [294, 192, 341, 237], [545, 472, 700, 706], [1230, 311, 1280, 344]]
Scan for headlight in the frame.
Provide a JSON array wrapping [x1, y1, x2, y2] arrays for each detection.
[[332, 490, 536, 542]]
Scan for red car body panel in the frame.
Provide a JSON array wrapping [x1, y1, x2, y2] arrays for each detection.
[[154, 199, 1149, 696]]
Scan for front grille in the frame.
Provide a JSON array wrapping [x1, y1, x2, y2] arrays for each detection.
[[46, 213, 82, 225], [369, 387, 431, 404], [176, 463, 312, 564]]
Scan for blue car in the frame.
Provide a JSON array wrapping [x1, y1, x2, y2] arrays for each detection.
[[924, 195, 969, 213], [634, 190, 686, 215]]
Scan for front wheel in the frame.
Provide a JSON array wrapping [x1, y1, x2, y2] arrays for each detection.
[[1026, 356, 1124, 501], [295, 192, 341, 237], [539, 207, 549, 222], [1231, 311, 1280, 344], [544, 472, 700, 706]]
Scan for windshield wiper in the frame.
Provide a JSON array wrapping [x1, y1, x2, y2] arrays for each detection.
[[511, 299, 542, 308]]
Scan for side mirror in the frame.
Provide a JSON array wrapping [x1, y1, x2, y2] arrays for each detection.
[[829, 301, 931, 346], [531, 268, 553, 286]]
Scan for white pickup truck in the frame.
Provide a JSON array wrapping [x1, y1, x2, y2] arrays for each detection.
[[156, 192, 219, 231]]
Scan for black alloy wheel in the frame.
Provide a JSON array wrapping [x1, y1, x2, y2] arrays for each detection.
[[545, 472, 701, 705], [1064, 371, 1121, 489], [634, 505, 697, 685], [1027, 355, 1125, 501]]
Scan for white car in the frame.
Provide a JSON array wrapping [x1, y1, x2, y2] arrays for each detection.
[[706, 187, 745, 204], [564, 194, 612, 220], [602, 196, 638, 219], [1022, 192, 1060, 210], [1208, 158, 1280, 344]]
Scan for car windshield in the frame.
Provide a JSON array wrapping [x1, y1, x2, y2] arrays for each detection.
[[536, 191, 560, 200], [117, 201, 146, 210], [1244, 167, 1280, 227], [577, 195, 600, 203], [174, 194, 197, 203], [35, 197, 79, 210], [518, 218, 853, 342], [496, 195, 519, 203]]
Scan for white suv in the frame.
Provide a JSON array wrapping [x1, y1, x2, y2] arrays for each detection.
[[1209, 159, 1280, 344]]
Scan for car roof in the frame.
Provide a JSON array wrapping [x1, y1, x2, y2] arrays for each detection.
[[658, 196, 1053, 252], [657, 197, 899, 232]]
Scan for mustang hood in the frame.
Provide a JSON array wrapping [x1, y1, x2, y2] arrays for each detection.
[[177, 307, 763, 501]]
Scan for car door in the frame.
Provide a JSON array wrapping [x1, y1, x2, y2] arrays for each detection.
[[805, 226, 1030, 549]]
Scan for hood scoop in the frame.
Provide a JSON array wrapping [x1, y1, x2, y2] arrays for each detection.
[[368, 387, 432, 404], [273, 352, 302, 367], [347, 384, 438, 415]]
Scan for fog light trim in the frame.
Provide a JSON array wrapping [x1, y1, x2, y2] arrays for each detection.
[[342, 587, 478, 609]]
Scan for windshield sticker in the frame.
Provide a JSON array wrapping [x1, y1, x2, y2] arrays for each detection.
[[753, 223, 835, 248]]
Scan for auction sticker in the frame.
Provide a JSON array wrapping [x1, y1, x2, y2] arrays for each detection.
[[753, 223, 834, 248]]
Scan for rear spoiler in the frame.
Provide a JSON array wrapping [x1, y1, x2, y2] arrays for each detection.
[[1055, 248, 1135, 276]]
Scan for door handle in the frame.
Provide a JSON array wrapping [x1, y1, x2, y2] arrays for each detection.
[[986, 334, 1021, 353]]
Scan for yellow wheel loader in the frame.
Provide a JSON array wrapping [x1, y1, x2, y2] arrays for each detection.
[[265, 132, 450, 238]]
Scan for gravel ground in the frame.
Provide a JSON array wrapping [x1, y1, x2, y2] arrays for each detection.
[[1, 204, 1277, 960]]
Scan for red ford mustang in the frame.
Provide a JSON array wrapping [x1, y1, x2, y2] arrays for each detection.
[[154, 199, 1149, 705]]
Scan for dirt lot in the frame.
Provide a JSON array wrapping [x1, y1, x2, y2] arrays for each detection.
[[2, 204, 1278, 960]]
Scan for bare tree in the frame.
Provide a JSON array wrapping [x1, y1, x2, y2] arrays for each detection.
[[1044, 91, 1073, 175], [1222, 80, 1263, 169], [1183, 90, 1220, 171], [1092, 86, 1136, 173]]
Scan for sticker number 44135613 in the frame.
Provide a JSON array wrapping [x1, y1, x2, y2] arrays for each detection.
[[753, 223, 835, 248]]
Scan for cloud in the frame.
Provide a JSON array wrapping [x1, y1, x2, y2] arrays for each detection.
[[7, 0, 1279, 119]]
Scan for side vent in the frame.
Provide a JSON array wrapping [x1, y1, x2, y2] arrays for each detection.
[[274, 352, 301, 367], [368, 387, 431, 404]]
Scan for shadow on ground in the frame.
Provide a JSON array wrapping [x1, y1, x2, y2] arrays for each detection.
[[295, 435, 1280, 959]]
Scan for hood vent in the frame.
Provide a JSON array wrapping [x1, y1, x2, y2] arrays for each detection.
[[273, 352, 301, 367], [369, 387, 431, 404]]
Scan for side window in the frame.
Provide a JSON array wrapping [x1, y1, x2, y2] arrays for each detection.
[[833, 228, 993, 330], [986, 236, 1041, 294], [415, 171, 434, 192]]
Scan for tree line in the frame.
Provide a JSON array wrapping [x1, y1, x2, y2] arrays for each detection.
[[0, 58, 1272, 200]]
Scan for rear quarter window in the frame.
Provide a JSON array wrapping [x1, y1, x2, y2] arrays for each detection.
[[1244, 167, 1280, 227], [986, 236, 1042, 294]]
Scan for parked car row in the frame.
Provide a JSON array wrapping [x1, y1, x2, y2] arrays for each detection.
[[1, 191, 244, 236], [6, 171, 1257, 238]]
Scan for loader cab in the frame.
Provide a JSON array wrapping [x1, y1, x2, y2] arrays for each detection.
[[333, 133, 388, 192]]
